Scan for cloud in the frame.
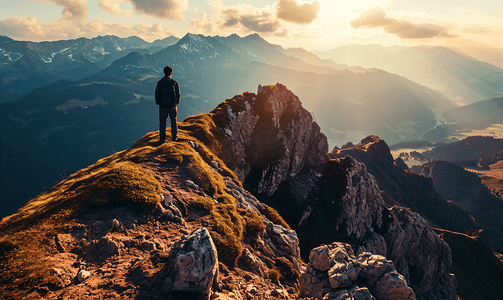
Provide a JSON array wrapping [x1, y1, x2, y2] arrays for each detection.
[[0, 16, 174, 42], [219, 5, 282, 33], [0, 16, 45, 37], [83, 18, 175, 40], [30, 0, 89, 21], [190, 0, 314, 36], [276, 0, 319, 24], [350, 6, 453, 39], [125, 0, 188, 21], [98, 0, 122, 15], [98, 0, 133, 17]]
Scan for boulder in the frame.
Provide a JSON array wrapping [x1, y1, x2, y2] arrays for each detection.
[[77, 269, 90, 282], [300, 242, 416, 300], [163, 227, 219, 298]]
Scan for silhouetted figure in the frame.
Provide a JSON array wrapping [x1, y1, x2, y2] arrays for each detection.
[[155, 66, 181, 142]]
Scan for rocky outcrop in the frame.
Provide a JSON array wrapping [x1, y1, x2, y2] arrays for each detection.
[[378, 207, 456, 300], [218, 83, 328, 196], [213, 83, 329, 226], [300, 242, 416, 300], [162, 227, 219, 298], [295, 155, 457, 299], [225, 178, 301, 263], [331, 135, 478, 234], [212, 89, 457, 299]]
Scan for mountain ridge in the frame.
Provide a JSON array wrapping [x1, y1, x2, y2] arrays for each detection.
[[1, 84, 468, 299], [315, 44, 503, 105], [0, 33, 463, 218]]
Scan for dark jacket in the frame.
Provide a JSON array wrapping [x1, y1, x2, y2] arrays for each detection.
[[155, 76, 181, 106]]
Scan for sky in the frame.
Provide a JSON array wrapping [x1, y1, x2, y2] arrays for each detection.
[[1, 0, 502, 68]]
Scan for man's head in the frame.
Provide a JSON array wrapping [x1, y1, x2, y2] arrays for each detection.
[[164, 66, 173, 76]]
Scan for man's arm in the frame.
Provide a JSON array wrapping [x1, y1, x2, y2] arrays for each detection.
[[175, 80, 181, 104], [154, 81, 160, 105]]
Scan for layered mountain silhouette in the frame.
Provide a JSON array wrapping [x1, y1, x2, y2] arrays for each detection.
[[315, 44, 503, 105], [0, 35, 179, 103], [419, 97, 503, 143], [3, 84, 501, 299], [421, 136, 503, 168], [1, 33, 470, 218], [412, 160, 503, 253]]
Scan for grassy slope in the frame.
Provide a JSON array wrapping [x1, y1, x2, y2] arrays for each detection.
[[0, 104, 294, 298]]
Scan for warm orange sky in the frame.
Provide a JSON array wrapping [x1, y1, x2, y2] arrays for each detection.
[[1, 0, 502, 68]]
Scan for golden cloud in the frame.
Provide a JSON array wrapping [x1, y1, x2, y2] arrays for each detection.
[[98, 0, 122, 15], [350, 6, 454, 39], [0, 16, 174, 42], [0, 16, 45, 37], [276, 0, 319, 24], [190, 0, 315, 36], [30, 0, 89, 21], [125, 0, 188, 21]]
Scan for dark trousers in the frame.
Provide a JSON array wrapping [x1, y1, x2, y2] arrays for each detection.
[[159, 106, 177, 141]]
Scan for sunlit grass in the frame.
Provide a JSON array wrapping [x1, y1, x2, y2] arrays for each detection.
[[0, 106, 291, 295]]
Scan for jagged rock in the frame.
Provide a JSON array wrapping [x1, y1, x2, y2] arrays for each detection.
[[162, 227, 219, 298], [295, 151, 456, 299], [77, 269, 91, 282], [382, 207, 455, 298], [267, 222, 300, 258], [329, 261, 361, 289], [225, 178, 301, 262], [335, 156, 384, 240], [300, 242, 416, 300], [331, 135, 478, 234], [239, 248, 266, 276], [374, 270, 415, 300], [218, 83, 328, 196]]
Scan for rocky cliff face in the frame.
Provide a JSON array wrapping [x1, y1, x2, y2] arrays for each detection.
[[212, 83, 329, 226], [331, 135, 478, 233], [217, 83, 329, 195], [0, 84, 477, 300], [212, 85, 458, 299]]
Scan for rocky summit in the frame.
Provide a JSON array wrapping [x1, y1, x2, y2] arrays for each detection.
[[0, 83, 500, 299]]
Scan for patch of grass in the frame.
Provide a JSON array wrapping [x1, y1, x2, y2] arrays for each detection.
[[261, 205, 291, 230], [1, 161, 162, 232], [0, 110, 247, 297], [81, 161, 162, 207], [238, 208, 265, 237], [275, 257, 299, 281], [268, 268, 281, 284], [197, 196, 242, 266]]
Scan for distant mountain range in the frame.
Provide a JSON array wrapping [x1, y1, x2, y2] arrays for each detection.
[[0, 32, 499, 218], [417, 96, 503, 143], [314, 44, 503, 105], [0, 35, 179, 103]]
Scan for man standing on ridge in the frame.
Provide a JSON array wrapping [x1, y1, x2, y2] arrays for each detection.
[[155, 66, 181, 143]]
